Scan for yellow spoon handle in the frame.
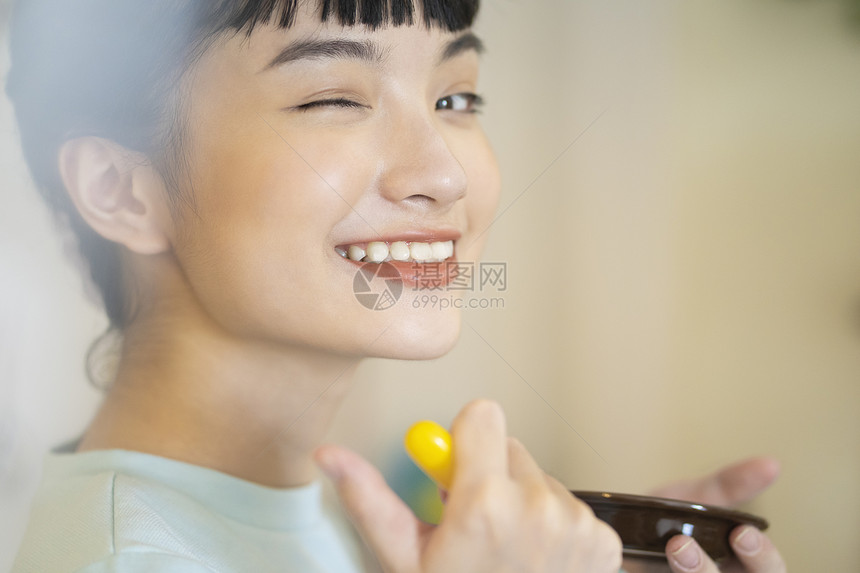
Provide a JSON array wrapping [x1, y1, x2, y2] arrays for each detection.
[[404, 420, 454, 490]]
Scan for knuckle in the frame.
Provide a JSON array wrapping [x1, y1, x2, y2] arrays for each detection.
[[524, 489, 565, 538], [567, 495, 598, 526], [506, 435, 524, 452], [543, 473, 565, 490], [567, 499, 620, 546], [457, 478, 510, 538]]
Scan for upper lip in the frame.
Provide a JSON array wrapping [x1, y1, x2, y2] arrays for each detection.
[[335, 229, 462, 247]]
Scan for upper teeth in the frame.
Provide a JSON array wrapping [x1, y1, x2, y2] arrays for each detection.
[[338, 240, 455, 263]]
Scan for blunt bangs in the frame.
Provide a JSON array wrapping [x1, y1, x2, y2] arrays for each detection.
[[213, 0, 479, 35]]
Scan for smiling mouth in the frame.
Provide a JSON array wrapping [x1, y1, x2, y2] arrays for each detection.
[[336, 240, 455, 264]]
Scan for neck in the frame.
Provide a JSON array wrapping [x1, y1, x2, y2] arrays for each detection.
[[78, 290, 360, 488]]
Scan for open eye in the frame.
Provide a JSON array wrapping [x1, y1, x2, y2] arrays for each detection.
[[435, 93, 484, 114]]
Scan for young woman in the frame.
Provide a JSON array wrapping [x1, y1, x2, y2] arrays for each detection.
[[6, 1, 786, 571]]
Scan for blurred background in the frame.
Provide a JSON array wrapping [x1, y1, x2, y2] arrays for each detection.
[[2, 0, 859, 570]]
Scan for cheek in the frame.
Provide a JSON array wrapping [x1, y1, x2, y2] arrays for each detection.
[[165, 121, 386, 342], [168, 145, 323, 320], [463, 137, 502, 239], [188, 154, 317, 257], [187, 114, 378, 243]]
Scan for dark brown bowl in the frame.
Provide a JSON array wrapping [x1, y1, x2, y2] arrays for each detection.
[[571, 491, 769, 563]]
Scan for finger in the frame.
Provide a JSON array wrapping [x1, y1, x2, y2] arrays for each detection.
[[506, 444, 608, 533], [665, 535, 719, 573], [506, 437, 584, 516], [315, 445, 423, 572], [449, 399, 508, 487], [545, 473, 580, 503], [707, 457, 780, 506], [650, 457, 781, 507], [507, 437, 544, 484], [730, 526, 787, 573]]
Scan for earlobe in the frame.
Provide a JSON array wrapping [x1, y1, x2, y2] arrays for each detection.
[[58, 137, 172, 255]]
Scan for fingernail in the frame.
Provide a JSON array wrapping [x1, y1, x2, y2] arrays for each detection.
[[438, 488, 449, 504], [671, 539, 701, 571], [734, 526, 762, 555]]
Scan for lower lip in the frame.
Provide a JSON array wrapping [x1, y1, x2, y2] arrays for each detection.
[[341, 256, 461, 289]]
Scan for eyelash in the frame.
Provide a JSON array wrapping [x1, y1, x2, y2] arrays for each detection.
[[295, 93, 485, 114], [296, 98, 366, 111]]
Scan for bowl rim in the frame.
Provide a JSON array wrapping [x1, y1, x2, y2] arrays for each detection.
[[570, 490, 769, 531]]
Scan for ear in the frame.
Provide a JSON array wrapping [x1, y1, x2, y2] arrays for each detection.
[[58, 137, 172, 255]]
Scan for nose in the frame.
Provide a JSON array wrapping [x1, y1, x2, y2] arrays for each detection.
[[377, 112, 468, 209]]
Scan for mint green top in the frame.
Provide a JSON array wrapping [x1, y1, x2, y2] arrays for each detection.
[[12, 441, 372, 572]]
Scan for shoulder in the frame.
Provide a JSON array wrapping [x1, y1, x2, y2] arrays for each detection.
[[73, 553, 217, 573], [13, 468, 220, 572], [13, 451, 372, 572]]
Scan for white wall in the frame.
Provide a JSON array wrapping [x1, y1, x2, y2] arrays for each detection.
[[0, 1, 106, 568], [333, 2, 860, 571], [2, 0, 859, 571]]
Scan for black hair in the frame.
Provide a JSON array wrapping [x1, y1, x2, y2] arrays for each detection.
[[4, 0, 479, 387]]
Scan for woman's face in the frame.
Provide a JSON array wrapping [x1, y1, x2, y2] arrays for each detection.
[[165, 4, 500, 359]]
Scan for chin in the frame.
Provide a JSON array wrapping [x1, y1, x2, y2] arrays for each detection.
[[366, 307, 462, 360]]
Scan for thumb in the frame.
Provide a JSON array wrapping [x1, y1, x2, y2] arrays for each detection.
[[315, 445, 425, 573]]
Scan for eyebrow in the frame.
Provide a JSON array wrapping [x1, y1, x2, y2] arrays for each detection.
[[262, 32, 484, 72], [263, 39, 385, 71], [439, 32, 484, 64]]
